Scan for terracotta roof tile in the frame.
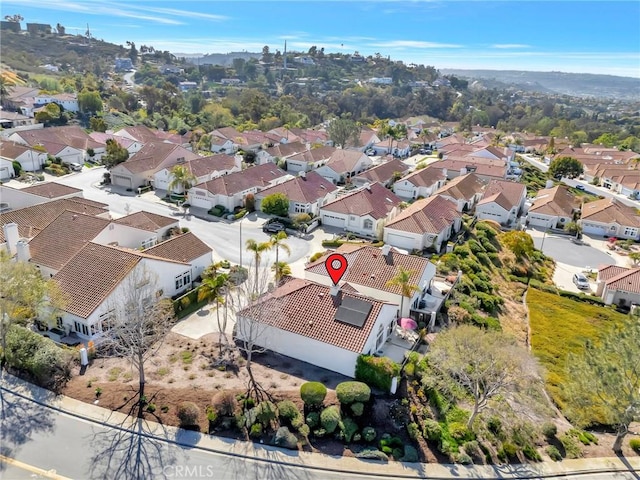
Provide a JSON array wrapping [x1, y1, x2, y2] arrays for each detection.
[[238, 278, 386, 352], [321, 182, 401, 219], [385, 195, 460, 234], [185, 154, 237, 177], [354, 159, 408, 184], [325, 150, 368, 174], [288, 146, 336, 164], [581, 197, 640, 228], [436, 173, 487, 200], [114, 211, 178, 232], [599, 266, 640, 294], [477, 179, 525, 209], [142, 232, 212, 263], [21, 182, 82, 199], [195, 163, 289, 196], [256, 171, 337, 204], [400, 165, 447, 188], [119, 142, 199, 174], [529, 185, 578, 217]]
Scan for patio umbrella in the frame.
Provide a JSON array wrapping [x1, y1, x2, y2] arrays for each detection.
[[398, 317, 418, 330]]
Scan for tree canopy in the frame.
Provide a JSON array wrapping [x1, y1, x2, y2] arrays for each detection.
[[261, 192, 289, 217], [102, 139, 130, 169], [327, 118, 361, 149], [548, 156, 583, 179], [501, 230, 535, 259]]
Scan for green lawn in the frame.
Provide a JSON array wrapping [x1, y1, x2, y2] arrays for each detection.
[[527, 288, 626, 409]]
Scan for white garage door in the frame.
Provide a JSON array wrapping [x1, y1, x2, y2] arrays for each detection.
[[385, 231, 417, 250], [582, 224, 607, 236], [112, 175, 132, 188], [321, 213, 346, 228], [190, 195, 212, 209]]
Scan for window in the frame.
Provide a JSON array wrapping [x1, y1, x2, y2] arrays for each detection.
[[140, 237, 156, 249], [56, 317, 63, 329], [175, 271, 192, 290], [375, 323, 385, 351], [363, 219, 373, 230], [74, 321, 89, 336], [349, 215, 356, 222]]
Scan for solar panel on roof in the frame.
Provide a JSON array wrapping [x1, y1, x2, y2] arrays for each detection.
[[334, 296, 373, 328]]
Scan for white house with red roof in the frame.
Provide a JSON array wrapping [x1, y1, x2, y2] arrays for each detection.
[[285, 146, 335, 173], [475, 179, 526, 226], [235, 278, 398, 377], [383, 195, 462, 252], [596, 265, 640, 307], [153, 153, 241, 193], [319, 182, 402, 237], [0, 141, 48, 172], [392, 165, 447, 199], [315, 149, 372, 184]]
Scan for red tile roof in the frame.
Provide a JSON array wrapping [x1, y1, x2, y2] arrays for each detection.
[[119, 142, 199, 174], [477, 179, 525, 210], [528, 185, 578, 217], [12, 125, 103, 151], [288, 146, 336, 164], [185, 154, 237, 177], [385, 195, 460, 234], [581, 197, 640, 228], [256, 171, 337, 204], [436, 173, 487, 200], [599, 265, 640, 294], [325, 150, 368, 174], [114, 211, 178, 232], [195, 163, 289, 196], [238, 278, 386, 352], [21, 182, 82, 199], [354, 159, 408, 184], [321, 182, 401, 219], [400, 165, 447, 188], [142, 232, 212, 263]]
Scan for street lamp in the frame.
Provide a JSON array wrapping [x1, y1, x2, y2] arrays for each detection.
[[540, 218, 552, 251], [239, 212, 248, 267]]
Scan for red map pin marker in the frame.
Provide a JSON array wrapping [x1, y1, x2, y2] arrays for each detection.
[[325, 253, 348, 286]]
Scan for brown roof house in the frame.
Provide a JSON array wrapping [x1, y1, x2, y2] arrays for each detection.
[[475, 179, 527, 226], [154, 153, 241, 193], [579, 197, 640, 240], [0, 141, 48, 172], [352, 158, 409, 188], [285, 145, 336, 173], [435, 173, 487, 212], [319, 182, 402, 238], [235, 278, 397, 377], [315, 149, 373, 184], [188, 163, 291, 212], [0, 182, 83, 211], [255, 171, 338, 217], [596, 265, 640, 307], [109, 141, 200, 191], [525, 185, 579, 230], [383, 195, 462, 253], [392, 165, 447, 199]]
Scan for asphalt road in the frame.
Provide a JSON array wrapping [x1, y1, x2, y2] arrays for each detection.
[[55, 167, 319, 269], [532, 233, 616, 269]]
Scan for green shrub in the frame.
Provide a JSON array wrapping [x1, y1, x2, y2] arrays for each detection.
[[522, 445, 542, 461], [250, 423, 263, 438], [355, 355, 400, 391], [448, 422, 474, 443], [497, 442, 518, 462], [362, 426, 377, 442], [546, 445, 562, 461], [309, 251, 324, 263], [274, 426, 298, 449], [391, 447, 403, 459], [340, 417, 359, 443], [400, 445, 419, 462], [455, 452, 473, 465], [444, 407, 469, 424], [423, 419, 442, 442], [255, 401, 278, 426], [313, 428, 327, 438], [306, 412, 320, 428], [487, 416, 503, 436], [176, 402, 200, 427], [298, 424, 310, 438], [206, 408, 217, 424], [320, 406, 341, 434], [350, 402, 364, 417], [629, 439, 640, 453], [559, 433, 583, 459], [336, 381, 371, 405], [300, 382, 327, 407], [463, 440, 480, 457], [355, 449, 388, 461], [541, 422, 558, 438], [277, 400, 301, 422], [381, 446, 392, 454], [407, 422, 420, 440]]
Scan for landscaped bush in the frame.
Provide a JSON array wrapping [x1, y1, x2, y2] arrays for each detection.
[[340, 417, 359, 443], [362, 426, 377, 442], [4, 325, 73, 389], [336, 381, 371, 405], [454, 452, 473, 465], [448, 422, 474, 443], [354, 449, 388, 461], [277, 400, 301, 422], [497, 442, 518, 462], [350, 402, 364, 417], [211, 391, 238, 417], [407, 422, 420, 440], [320, 405, 341, 434], [274, 426, 298, 449], [522, 445, 542, 461], [541, 422, 559, 438], [423, 419, 443, 442], [309, 251, 325, 263], [546, 445, 562, 461], [249, 423, 263, 438], [400, 445, 419, 462], [306, 412, 320, 428], [255, 401, 278, 426], [355, 354, 400, 392], [629, 439, 640, 453], [176, 401, 200, 428], [300, 381, 327, 408]]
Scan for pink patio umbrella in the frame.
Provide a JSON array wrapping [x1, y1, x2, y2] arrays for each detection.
[[398, 317, 418, 330]]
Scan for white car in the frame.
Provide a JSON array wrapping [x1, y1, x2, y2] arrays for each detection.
[[572, 273, 590, 290]]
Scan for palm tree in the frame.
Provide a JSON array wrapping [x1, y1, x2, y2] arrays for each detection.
[[271, 261, 291, 281], [197, 272, 229, 358], [386, 267, 419, 318], [269, 231, 291, 284], [168, 164, 197, 195], [245, 239, 270, 291]]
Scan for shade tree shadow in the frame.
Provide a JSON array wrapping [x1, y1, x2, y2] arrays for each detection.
[[221, 446, 313, 480]]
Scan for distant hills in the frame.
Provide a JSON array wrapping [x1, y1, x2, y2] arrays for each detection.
[[441, 69, 640, 101]]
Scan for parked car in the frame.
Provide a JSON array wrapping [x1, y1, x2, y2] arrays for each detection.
[[575, 184, 586, 191], [68, 162, 83, 172], [572, 273, 590, 290], [365, 148, 376, 156], [263, 222, 285, 234]]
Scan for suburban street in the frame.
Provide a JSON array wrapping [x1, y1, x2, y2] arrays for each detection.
[[52, 167, 331, 271]]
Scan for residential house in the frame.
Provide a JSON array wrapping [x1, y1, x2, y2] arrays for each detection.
[[383, 195, 462, 252], [267, 127, 303, 144], [111, 211, 180, 242], [255, 171, 338, 217], [0, 158, 15, 180], [154, 154, 241, 193], [596, 265, 640, 307], [142, 232, 213, 282], [1, 86, 40, 114], [0, 182, 84, 211], [235, 278, 397, 377], [188, 163, 291, 211], [32, 93, 79, 114], [109, 142, 199, 190], [435, 158, 507, 181], [305, 244, 437, 320], [475, 179, 527, 226], [435, 173, 487, 212], [209, 135, 238, 154], [315, 150, 373, 184], [1, 141, 49, 172], [392, 166, 447, 199], [89, 132, 143, 155], [114, 125, 190, 149], [525, 185, 579, 230], [256, 141, 308, 167], [286, 146, 336, 173], [351, 159, 409, 188], [288, 128, 330, 146], [319, 182, 402, 237], [0, 110, 36, 129], [579, 197, 640, 240], [471, 146, 516, 164]]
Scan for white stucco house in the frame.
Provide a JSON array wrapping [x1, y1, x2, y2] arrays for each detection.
[[319, 182, 402, 238], [315, 150, 373, 184], [392, 166, 447, 199], [475, 179, 526, 226], [0, 158, 15, 180], [0, 141, 48, 172], [525, 185, 578, 230], [154, 154, 241, 193], [579, 197, 640, 240], [596, 265, 640, 307], [285, 146, 336, 174], [434, 173, 487, 212], [352, 158, 409, 188], [235, 278, 398, 377], [383, 195, 462, 252]]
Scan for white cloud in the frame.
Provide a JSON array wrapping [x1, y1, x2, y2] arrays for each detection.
[[491, 44, 532, 49], [128, 6, 229, 22]]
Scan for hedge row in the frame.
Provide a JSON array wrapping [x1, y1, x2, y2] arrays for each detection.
[[355, 355, 400, 391]]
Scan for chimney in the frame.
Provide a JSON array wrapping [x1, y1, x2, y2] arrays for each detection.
[[3, 222, 19, 255], [299, 170, 306, 179], [16, 239, 31, 262], [381, 244, 392, 257], [330, 284, 342, 306]]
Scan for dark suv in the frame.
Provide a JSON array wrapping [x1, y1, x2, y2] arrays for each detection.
[[263, 222, 285, 234]]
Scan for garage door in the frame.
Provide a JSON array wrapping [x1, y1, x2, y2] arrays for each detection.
[[321, 213, 346, 228], [385, 231, 417, 250], [190, 195, 212, 209], [112, 175, 132, 188], [582, 224, 607, 236]]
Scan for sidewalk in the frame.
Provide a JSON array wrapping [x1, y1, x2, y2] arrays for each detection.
[[2, 374, 638, 479]]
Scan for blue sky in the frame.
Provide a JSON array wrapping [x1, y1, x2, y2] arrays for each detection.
[[3, 1, 639, 77]]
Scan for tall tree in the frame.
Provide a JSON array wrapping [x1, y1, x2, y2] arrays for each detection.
[[168, 164, 197, 195], [271, 261, 291, 282], [245, 239, 270, 292], [564, 315, 640, 452], [548, 156, 583, 179], [327, 118, 360, 149], [269, 231, 291, 284], [102, 139, 129, 169], [78, 89, 103, 115], [385, 267, 418, 317], [197, 272, 230, 359], [424, 324, 540, 429], [99, 267, 175, 417]]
